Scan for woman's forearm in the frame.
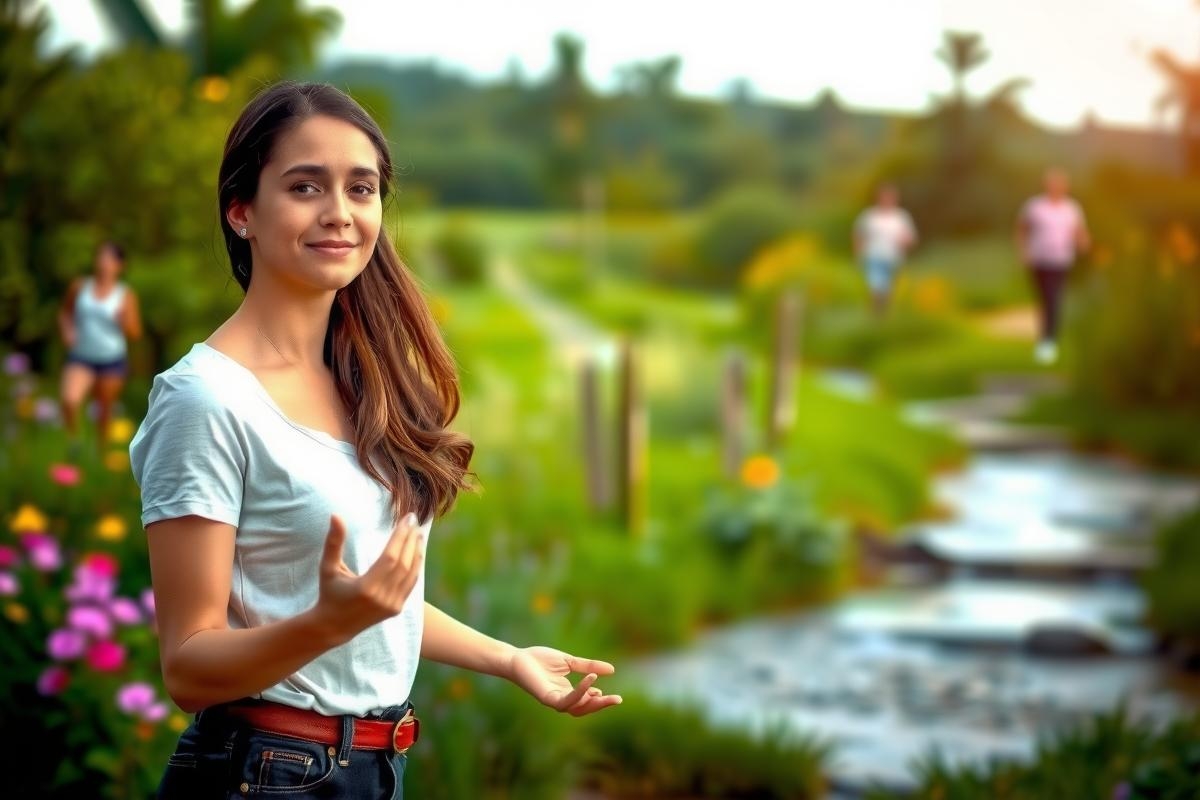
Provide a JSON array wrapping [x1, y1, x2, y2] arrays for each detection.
[[421, 602, 516, 679], [162, 608, 345, 712]]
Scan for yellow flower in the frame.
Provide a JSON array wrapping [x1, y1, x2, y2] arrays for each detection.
[[169, 714, 189, 733], [104, 450, 130, 472], [96, 515, 127, 542], [741, 455, 780, 490], [531, 593, 554, 615], [15, 396, 34, 420], [108, 418, 135, 445], [4, 602, 29, 624], [10, 504, 48, 534], [742, 236, 819, 293], [197, 76, 230, 103], [912, 277, 952, 314], [447, 677, 472, 700]]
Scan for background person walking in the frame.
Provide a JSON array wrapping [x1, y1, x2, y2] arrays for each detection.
[[1015, 168, 1090, 364]]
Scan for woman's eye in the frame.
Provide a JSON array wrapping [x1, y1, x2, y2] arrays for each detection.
[[292, 183, 319, 195], [352, 184, 378, 196]]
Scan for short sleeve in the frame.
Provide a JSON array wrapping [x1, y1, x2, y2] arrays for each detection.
[[129, 372, 246, 529]]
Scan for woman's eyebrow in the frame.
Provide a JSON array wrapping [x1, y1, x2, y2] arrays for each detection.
[[279, 163, 380, 180]]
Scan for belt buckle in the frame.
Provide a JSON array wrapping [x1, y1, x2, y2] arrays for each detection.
[[391, 708, 419, 755]]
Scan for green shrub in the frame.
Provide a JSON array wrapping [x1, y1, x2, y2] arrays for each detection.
[[865, 709, 1200, 800], [432, 220, 488, 284], [581, 692, 830, 799], [686, 185, 799, 289]]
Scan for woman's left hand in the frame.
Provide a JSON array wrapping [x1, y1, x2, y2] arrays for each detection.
[[507, 646, 622, 716]]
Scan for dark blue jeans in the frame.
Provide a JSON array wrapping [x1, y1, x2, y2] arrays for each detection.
[[157, 701, 410, 799]]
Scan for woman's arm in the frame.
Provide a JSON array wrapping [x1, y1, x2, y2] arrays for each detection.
[[149, 513, 423, 712], [121, 291, 143, 340], [422, 603, 622, 716], [58, 279, 81, 347]]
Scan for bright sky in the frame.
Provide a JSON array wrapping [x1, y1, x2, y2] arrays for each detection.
[[37, 0, 1200, 129]]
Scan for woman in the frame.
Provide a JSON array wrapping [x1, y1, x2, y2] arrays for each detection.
[[129, 81, 619, 799], [59, 240, 142, 451]]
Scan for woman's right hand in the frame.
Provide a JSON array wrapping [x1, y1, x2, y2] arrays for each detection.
[[313, 513, 424, 643]]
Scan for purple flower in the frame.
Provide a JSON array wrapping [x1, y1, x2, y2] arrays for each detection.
[[4, 352, 29, 376], [0, 572, 17, 596], [47, 628, 87, 660], [0, 545, 19, 568], [22, 534, 62, 572], [116, 682, 157, 714], [66, 564, 115, 603], [34, 397, 58, 424], [68, 605, 114, 639], [37, 666, 70, 696], [1112, 782, 1131, 800], [108, 597, 141, 625]]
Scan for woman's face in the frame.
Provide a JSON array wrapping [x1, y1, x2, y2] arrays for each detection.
[[233, 114, 383, 294], [95, 245, 122, 281]]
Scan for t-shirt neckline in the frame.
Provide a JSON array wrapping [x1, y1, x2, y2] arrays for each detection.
[[193, 342, 358, 455]]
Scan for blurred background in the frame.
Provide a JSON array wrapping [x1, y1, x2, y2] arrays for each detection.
[[5, 0, 1200, 797]]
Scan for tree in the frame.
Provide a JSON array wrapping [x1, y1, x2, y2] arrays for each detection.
[[92, 0, 341, 77], [936, 31, 989, 105], [1151, 49, 1200, 177]]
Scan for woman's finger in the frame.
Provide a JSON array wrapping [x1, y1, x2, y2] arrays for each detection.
[[552, 672, 597, 710], [567, 656, 616, 676]]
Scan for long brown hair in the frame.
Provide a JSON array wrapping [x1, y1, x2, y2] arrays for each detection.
[[217, 81, 474, 522]]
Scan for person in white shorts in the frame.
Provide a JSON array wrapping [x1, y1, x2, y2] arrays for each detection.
[[1015, 168, 1090, 364], [853, 185, 918, 316]]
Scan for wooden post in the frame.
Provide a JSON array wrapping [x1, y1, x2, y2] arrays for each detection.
[[616, 339, 647, 535], [580, 356, 611, 511], [766, 289, 803, 449], [721, 349, 747, 478]]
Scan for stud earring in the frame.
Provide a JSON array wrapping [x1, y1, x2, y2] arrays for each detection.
[[238, 227, 248, 238]]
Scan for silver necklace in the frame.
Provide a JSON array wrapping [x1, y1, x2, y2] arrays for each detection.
[[256, 325, 352, 423]]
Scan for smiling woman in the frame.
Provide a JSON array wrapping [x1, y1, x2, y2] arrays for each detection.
[[128, 81, 620, 800]]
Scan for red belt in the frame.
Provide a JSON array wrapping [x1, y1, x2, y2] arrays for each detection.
[[227, 703, 420, 754]]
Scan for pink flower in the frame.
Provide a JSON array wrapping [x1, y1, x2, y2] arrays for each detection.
[[47, 628, 87, 660], [34, 397, 58, 423], [22, 534, 61, 572], [4, 352, 29, 376], [81, 553, 119, 579], [48, 463, 81, 486], [0, 572, 17, 596], [68, 605, 114, 639], [140, 588, 156, 618], [116, 682, 156, 714], [85, 640, 126, 672], [66, 563, 115, 603], [108, 597, 141, 625], [116, 682, 170, 722], [37, 666, 71, 696], [0, 545, 19, 568]]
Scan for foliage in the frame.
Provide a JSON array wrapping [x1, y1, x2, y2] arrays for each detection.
[[685, 185, 799, 288], [864, 708, 1200, 800], [431, 218, 489, 284], [580, 692, 830, 799], [1143, 506, 1200, 649]]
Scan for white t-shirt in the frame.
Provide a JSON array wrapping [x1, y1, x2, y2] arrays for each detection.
[[129, 342, 428, 716], [1020, 195, 1086, 268], [855, 207, 917, 262]]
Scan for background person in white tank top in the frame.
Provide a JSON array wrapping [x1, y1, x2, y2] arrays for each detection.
[[58, 240, 142, 452]]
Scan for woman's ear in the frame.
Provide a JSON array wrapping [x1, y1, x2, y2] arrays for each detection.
[[226, 200, 251, 233]]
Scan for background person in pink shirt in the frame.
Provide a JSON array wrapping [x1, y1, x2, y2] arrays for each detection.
[[1015, 168, 1090, 364]]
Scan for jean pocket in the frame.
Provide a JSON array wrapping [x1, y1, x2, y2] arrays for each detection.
[[235, 733, 334, 794], [158, 725, 234, 799]]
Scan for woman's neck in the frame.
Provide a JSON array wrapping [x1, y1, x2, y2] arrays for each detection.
[[228, 285, 336, 369]]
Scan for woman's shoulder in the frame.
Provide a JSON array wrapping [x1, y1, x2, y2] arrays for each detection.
[[148, 344, 251, 414]]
